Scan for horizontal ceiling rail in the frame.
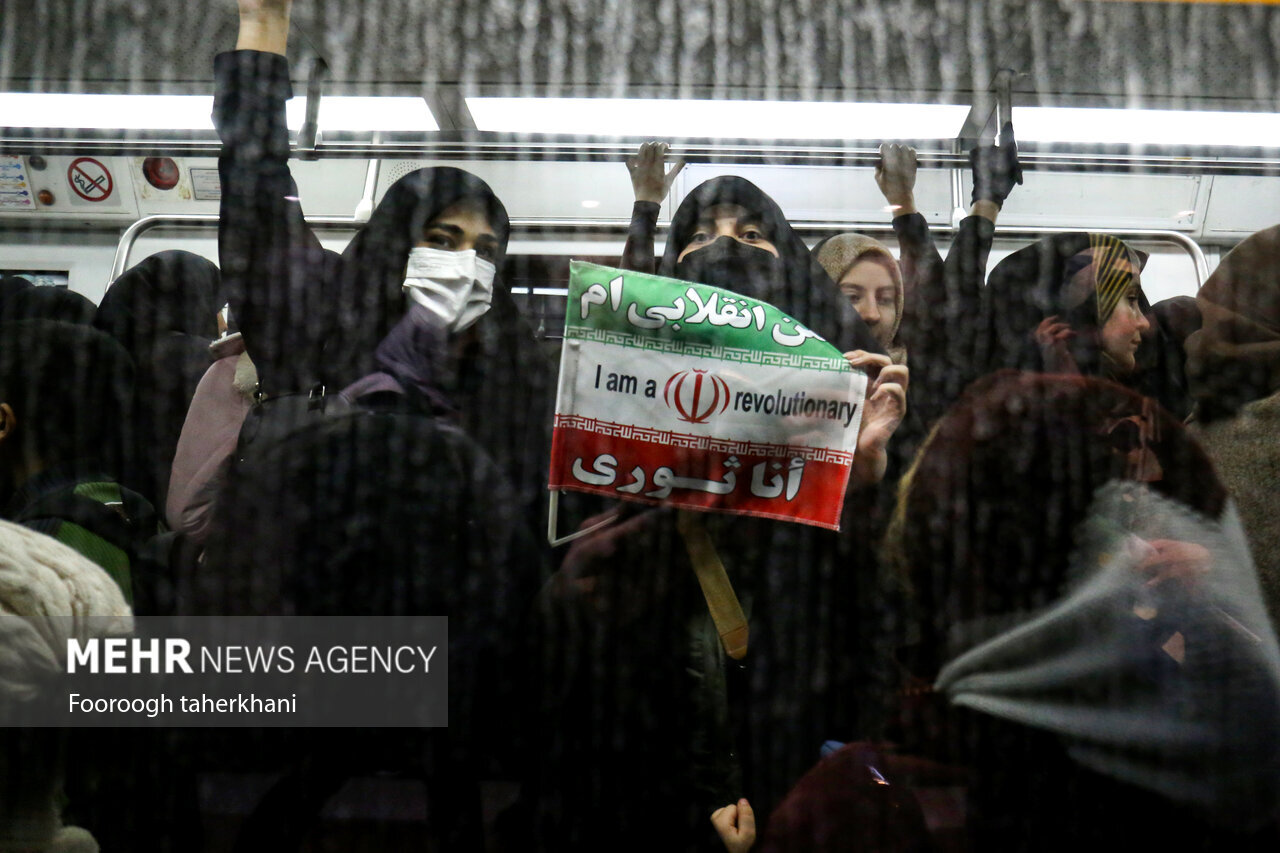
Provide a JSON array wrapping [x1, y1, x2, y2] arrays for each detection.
[[108, 213, 361, 284], [111, 214, 1208, 293], [7, 132, 1280, 174]]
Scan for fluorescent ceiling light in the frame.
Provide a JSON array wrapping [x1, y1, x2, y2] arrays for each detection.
[[0, 93, 437, 132], [1013, 106, 1280, 147], [0, 94, 217, 130], [284, 96, 439, 132], [466, 97, 969, 139]]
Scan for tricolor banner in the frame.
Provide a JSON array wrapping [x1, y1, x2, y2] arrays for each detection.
[[549, 261, 867, 530]]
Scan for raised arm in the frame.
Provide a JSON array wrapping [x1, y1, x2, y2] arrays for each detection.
[[620, 141, 684, 274], [919, 129, 1022, 422], [968, 122, 1022, 225], [876, 143, 943, 345], [900, 131, 1021, 428], [214, 0, 322, 393], [884, 134, 1019, 349]]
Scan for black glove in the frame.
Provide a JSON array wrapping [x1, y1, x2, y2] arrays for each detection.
[[970, 121, 1023, 207]]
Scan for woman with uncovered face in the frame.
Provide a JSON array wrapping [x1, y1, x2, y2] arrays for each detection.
[[1057, 237, 1151, 375], [979, 233, 1173, 410], [807, 138, 1021, 463], [814, 233, 904, 361]]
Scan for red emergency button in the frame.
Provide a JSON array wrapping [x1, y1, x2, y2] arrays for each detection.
[[142, 157, 180, 191]]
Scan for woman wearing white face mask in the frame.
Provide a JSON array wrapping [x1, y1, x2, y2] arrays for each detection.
[[329, 181, 512, 409], [402, 244, 497, 335], [213, 0, 554, 525]]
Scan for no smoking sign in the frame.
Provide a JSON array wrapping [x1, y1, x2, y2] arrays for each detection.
[[67, 157, 114, 203]]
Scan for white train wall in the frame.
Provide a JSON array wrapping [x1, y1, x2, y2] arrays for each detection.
[[3, 153, 1272, 305]]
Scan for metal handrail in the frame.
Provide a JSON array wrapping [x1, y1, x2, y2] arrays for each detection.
[[512, 224, 1211, 287], [108, 213, 363, 285], [797, 224, 1212, 286], [1002, 227, 1210, 284], [10, 130, 1280, 175], [110, 214, 1210, 291]]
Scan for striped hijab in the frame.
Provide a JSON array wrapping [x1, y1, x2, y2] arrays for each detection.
[[1058, 233, 1142, 324], [1086, 233, 1140, 324]]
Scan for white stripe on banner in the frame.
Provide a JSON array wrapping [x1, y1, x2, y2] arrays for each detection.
[[556, 337, 867, 454]]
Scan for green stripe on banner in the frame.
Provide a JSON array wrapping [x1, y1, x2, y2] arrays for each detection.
[[564, 261, 852, 372]]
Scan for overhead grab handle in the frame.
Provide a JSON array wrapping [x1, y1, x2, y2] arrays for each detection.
[[298, 57, 329, 160], [992, 67, 1018, 143]]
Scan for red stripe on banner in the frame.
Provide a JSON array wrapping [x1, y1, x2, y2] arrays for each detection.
[[552, 414, 854, 466], [549, 426, 851, 530]]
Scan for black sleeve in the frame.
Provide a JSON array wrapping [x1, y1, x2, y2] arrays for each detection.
[[891, 212, 944, 349], [912, 214, 997, 429], [212, 50, 323, 394], [620, 201, 661, 274]]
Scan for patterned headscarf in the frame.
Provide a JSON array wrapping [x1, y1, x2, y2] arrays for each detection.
[[813, 233, 906, 363], [1059, 233, 1142, 325], [1088, 234, 1139, 324]]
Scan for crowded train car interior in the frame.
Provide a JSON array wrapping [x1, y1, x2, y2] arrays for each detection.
[[4, 1, 1280, 850]]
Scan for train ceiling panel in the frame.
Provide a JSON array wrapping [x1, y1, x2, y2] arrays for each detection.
[[1202, 175, 1280, 240], [674, 163, 954, 226], [286, 159, 372, 216], [975, 171, 1206, 232], [375, 159, 649, 225]]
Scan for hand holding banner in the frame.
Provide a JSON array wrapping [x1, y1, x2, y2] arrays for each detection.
[[549, 261, 868, 531]]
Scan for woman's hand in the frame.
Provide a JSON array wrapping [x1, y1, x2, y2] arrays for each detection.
[[626, 141, 685, 205], [845, 351, 909, 486], [236, 0, 292, 54], [1131, 538, 1214, 665], [875, 143, 918, 216], [1034, 316, 1079, 375], [970, 121, 1023, 209], [711, 799, 756, 853], [1138, 539, 1212, 592]]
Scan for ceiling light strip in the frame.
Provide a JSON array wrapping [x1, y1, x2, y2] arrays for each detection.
[[1013, 106, 1280, 147], [0, 93, 438, 133], [465, 97, 970, 140]]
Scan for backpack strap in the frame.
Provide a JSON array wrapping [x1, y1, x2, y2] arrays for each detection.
[[13, 480, 155, 603]]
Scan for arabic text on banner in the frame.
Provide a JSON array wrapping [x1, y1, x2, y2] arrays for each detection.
[[549, 261, 868, 530]]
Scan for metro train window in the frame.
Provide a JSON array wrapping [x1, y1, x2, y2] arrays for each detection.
[[5, 2, 1280, 851]]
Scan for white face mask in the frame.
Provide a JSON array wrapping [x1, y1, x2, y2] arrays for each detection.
[[402, 247, 498, 333]]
